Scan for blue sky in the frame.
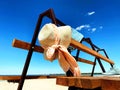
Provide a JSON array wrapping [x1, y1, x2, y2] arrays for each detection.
[[0, 0, 120, 75]]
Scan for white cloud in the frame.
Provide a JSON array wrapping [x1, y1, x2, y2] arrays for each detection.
[[75, 24, 99, 33], [75, 24, 90, 31], [91, 28, 96, 32], [76, 25, 85, 30], [87, 11, 95, 16]]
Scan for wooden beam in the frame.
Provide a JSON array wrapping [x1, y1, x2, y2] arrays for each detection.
[[73, 56, 95, 65], [12, 39, 94, 65], [56, 76, 120, 90], [101, 77, 120, 90], [70, 39, 114, 64], [56, 76, 101, 89], [77, 57, 95, 65], [0, 75, 62, 80], [12, 39, 44, 53], [12, 39, 114, 64]]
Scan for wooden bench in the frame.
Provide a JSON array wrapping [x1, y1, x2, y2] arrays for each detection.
[[12, 37, 114, 90], [56, 76, 120, 90], [12, 38, 114, 65], [0, 8, 114, 90]]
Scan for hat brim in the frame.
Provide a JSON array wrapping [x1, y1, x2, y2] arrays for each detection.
[[38, 23, 72, 61]]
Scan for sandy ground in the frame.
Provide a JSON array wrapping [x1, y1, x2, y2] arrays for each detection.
[[0, 79, 68, 90]]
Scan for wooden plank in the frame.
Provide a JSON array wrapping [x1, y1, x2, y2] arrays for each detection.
[[12, 38, 114, 64], [101, 77, 120, 90], [56, 77, 82, 87], [57, 76, 120, 89], [73, 56, 95, 65], [0, 75, 62, 80], [12, 39, 44, 53], [70, 39, 114, 64], [13, 39, 94, 65], [56, 76, 101, 89], [80, 77, 101, 89], [2, 75, 120, 90], [77, 57, 95, 65]]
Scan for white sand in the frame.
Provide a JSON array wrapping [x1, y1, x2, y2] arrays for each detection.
[[0, 79, 68, 90]]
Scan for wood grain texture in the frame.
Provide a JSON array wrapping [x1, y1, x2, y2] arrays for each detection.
[[12, 38, 114, 64], [56, 76, 120, 90], [0, 75, 62, 80], [101, 77, 120, 90], [77, 57, 95, 65], [70, 39, 114, 64], [56, 76, 101, 89], [12, 39, 44, 53]]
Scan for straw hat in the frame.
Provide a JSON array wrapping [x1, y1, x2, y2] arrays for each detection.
[[38, 23, 72, 61]]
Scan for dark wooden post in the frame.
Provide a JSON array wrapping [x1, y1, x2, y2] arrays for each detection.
[[17, 8, 57, 90]]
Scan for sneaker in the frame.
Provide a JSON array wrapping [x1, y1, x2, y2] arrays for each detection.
[[102, 67, 120, 75]]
